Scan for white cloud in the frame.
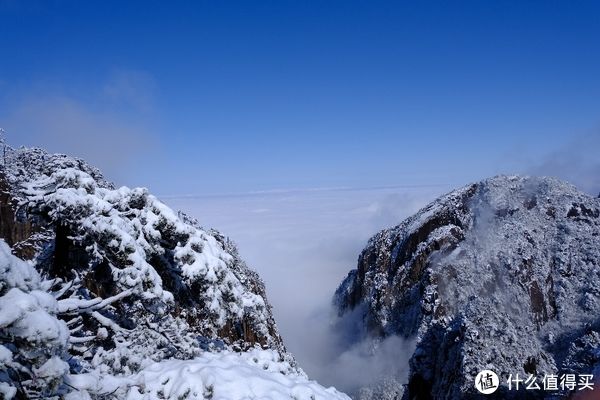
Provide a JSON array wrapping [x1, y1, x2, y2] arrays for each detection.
[[528, 129, 600, 195], [0, 70, 160, 185], [165, 185, 449, 393]]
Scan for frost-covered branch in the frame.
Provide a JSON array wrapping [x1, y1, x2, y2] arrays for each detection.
[[58, 289, 133, 314], [90, 311, 127, 333], [69, 335, 98, 344], [50, 278, 76, 299]]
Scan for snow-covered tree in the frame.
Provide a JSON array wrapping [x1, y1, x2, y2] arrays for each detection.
[[0, 239, 69, 398]]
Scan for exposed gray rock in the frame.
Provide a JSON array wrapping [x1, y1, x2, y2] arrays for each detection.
[[335, 176, 600, 399]]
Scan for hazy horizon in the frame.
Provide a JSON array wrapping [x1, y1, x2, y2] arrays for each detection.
[[1, 1, 599, 197]]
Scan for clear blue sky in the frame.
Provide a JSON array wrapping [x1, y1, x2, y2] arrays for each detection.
[[1, 0, 599, 194]]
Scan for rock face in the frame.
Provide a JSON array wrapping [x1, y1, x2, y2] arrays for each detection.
[[0, 144, 319, 399], [1, 146, 284, 349], [335, 176, 600, 399]]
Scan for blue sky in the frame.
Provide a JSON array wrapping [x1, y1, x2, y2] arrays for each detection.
[[1, 0, 599, 194], [1, 2, 599, 390]]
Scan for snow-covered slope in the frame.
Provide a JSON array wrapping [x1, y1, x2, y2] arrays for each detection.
[[66, 348, 347, 399], [0, 238, 349, 400], [335, 175, 600, 399], [0, 142, 349, 400]]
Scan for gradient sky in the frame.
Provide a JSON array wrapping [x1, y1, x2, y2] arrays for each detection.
[[1, 0, 599, 195], [1, 2, 599, 391]]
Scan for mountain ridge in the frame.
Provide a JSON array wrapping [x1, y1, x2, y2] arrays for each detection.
[[335, 175, 600, 399], [0, 141, 349, 399]]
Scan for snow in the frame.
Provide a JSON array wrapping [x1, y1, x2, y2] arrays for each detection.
[[0, 382, 17, 399], [0, 345, 11, 364], [335, 175, 600, 398], [0, 240, 70, 398], [1, 144, 350, 399], [0, 243, 40, 292], [66, 348, 350, 400], [22, 166, 273, 339], [34, 356, 70, 379]]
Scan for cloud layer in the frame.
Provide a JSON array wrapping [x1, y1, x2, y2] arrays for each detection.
[[166, 185, 448, 393]]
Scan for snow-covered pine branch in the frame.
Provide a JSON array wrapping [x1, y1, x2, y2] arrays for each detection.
[[57, 288, 133, 314]]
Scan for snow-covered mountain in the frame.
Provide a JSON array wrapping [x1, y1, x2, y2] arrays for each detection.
[[335, 175, 600, 399], [0, 142, 349, 400]]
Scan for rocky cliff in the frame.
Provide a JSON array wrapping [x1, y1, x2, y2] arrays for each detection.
[[335, 175, 600, 399], [0, 142, 348, 399]]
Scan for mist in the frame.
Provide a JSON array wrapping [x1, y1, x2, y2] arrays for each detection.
[[163, 132, 600, 394], [0, 70, 161, 186], [166, 185, 447, 394], [527, 130, 600, 195]]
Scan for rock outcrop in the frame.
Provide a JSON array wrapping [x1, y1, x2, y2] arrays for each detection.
[[0, 143, 347, 399], [335, 176, 600, 399]]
